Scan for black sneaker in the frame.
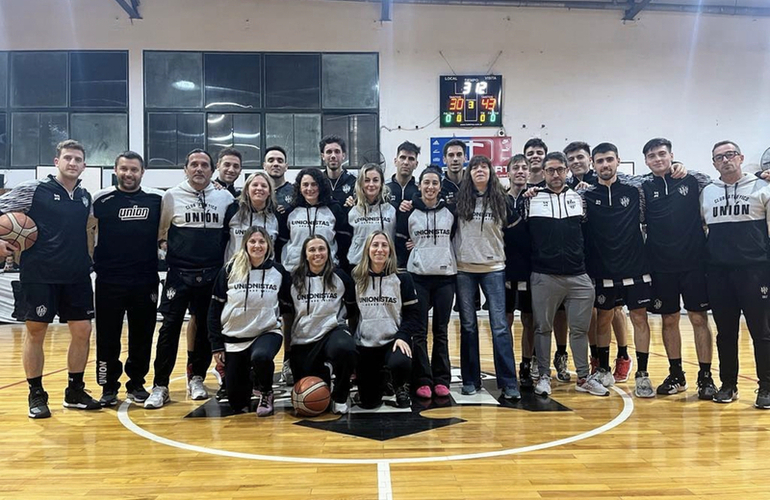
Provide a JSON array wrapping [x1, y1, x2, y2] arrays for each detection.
[[713, 384, 739, 403], [755, 387, 770, 409], [126, 385, 150, 404], [697, 371, 717, 401], [656, 372, 687, 395], [395, 385, 411, 408], [215, 385, 229, 402], [99, 389, 119, 407], [519, 361, 533, 390], [63, 387, 102, 410], [28, 387, 51, 419]]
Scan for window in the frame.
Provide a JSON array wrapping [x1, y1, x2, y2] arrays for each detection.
[[71, 113, 128, 166], [145, 52, 203, 109], [70, 52, 128, 108], [322, 113, 378, 168], [207, 113, 261, 166], [1, 50, 128, 169], [11, 52, 68, 108], [144, 51, 378, 170], [205, 53, 261, 111], [266, 114, 321, 168], [0, 52, 7, 109], [264, 54, 320, 109], [11, 113, 68, 167], [147, 113, 204, 167], [322, 54, 378, 109]]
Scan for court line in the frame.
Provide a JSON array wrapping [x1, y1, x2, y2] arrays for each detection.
[[377, 462, 392, 500], [117, 383, 634, 465]]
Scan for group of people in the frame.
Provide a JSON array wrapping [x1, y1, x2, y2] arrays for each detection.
[[1, 131, 768, 421]]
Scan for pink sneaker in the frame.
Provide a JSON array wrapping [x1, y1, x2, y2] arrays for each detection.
[[415, 385, 432, 399], [434, 384, 450, 397]]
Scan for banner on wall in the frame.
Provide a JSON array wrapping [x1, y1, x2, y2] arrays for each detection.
[[430, 136, 514, 178]]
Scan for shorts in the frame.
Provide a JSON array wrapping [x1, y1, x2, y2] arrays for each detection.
[[506, 281, 533, 314], [594, 277, 652, 311], [17, 282, 95, 323], [649, 269, 710, 314]]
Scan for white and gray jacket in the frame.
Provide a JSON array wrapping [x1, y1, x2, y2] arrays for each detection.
[[208, 260, 291, 353], [398, 197, 457, 276], [223, 201, 279, 262], [347, 202, 397, 266], [289, 268, 358, 346], [354, 272, 420, 348], [700, 173, 770, 267], [454, 194, 519, 273], [278, 200, 350, 272]]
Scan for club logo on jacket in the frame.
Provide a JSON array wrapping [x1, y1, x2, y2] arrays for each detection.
[[54, 194, 61, 201], [119, 205, 151, 221], [620, 196, 630, 207], [343, 184, 351, 193], [678, 185, 689, 197], [82, 197, 89, 208], [761, 286, 769, 299], [166, 287, 176, 300]]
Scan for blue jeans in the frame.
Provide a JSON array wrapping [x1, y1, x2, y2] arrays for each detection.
[[457, 270, 518, 390]]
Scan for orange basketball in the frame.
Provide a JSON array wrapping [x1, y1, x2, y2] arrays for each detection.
[[0, 212, 38, 251], [291, 376, 331, 417]]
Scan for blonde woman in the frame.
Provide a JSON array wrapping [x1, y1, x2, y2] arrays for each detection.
[[224, 172, 279, 262], [208, 226, 291, 417], [346, 164, 396, 269], [352, 231, 419, 409]]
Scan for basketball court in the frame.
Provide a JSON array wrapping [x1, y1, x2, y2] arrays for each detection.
[[1, 316, 767, 500]]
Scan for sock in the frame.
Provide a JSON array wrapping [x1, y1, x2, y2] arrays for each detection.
[[637, 352, 649, 373], [617, 345, 629, 360], [68, 372, 84, 389], [598, 347, 611, 370], [590, 345, 599, 359], [556, 344, 567, 355], [27, 376, 43, 391], [669, 358, 683, 376], [698, 363, 711, 376]]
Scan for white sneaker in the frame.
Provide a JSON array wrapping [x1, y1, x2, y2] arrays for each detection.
[[144, 386, 170, 409], [331, 400, 349, 415], [281, 360, 294, 386], [576, 373, 610, 397], [188, 376, 209, 400], [534, 375, 552, 396], [596, 368, 614, 388]]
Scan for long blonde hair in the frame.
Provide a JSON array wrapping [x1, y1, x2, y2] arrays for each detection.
[[354, 163, 390, 213], [238, 172, 276, 221], [352, 230, 398, 295], [228, 226, 274, 283]]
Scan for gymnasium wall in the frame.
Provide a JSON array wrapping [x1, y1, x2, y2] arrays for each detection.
[[1, 0, 769, 186]]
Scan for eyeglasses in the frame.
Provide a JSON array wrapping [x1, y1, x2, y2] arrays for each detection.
[[544, 167, 567, 176], [712, 151, 740, 163]]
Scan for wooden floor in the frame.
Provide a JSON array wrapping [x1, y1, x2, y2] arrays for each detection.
[[1, 315, 769, 500]]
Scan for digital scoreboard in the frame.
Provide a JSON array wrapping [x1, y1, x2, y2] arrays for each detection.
[[440, 75, 502, 128]]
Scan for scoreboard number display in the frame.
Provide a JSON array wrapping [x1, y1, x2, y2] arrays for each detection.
[[440, 75, 502, 128]]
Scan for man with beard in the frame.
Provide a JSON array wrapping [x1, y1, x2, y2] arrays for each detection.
[[387, 141, 420, 207], [582, 143, 656, 397], [263, 146, 294, 211], [91, 151, 163, 406], [320, 136, 356, 205], [213, 148, 243, 197]]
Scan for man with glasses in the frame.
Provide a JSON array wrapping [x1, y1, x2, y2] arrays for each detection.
[[527, 152, 607, 397], [700, 141, 770, 408]]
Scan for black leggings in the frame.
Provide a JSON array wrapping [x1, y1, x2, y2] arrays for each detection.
[[290, 326, 358, 403], [707, 265, 770, 389], [357, 341, 411, 408], [411, 274, 454, 387], [225, 332, 283, 412]]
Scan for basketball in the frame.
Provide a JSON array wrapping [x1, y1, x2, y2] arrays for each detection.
[[291, 376, 331, 417], [0, 213, 38, 251]]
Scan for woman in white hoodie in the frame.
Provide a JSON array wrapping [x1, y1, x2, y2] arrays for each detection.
[[454, 155, 521, 400]]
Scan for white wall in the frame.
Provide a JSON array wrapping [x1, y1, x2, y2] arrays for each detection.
[[1, 0, 769, 187]]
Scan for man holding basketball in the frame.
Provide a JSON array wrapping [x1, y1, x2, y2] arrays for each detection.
[[0, 139, 101, 418]]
